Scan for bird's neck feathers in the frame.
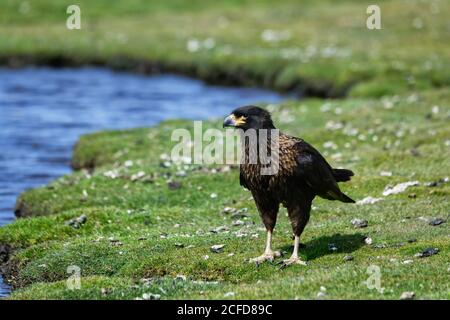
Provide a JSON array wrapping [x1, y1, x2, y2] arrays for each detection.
[[260, 117, 276, 130]]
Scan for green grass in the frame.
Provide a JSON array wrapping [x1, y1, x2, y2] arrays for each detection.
[[0, 0, 449, 300], [2, 88, 449, 299], [1, 0, 449, 97]]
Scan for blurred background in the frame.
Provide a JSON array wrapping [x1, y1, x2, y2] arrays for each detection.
[[1, 0, 448, 96]]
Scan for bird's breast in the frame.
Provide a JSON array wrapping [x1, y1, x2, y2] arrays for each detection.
[[240, 134, 301, 193]]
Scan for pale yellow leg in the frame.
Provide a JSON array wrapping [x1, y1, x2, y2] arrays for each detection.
[[279, 236, 307, 268], [249, 230, 281, 264]]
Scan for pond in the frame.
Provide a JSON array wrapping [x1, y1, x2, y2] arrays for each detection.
[[0, 67, 286, 297]]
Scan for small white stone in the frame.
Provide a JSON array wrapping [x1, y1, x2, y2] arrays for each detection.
[[351, 218, 368, 228], [142, 293, 161, 300], [432, 105, 439, 114], [224, 291, 235, 297], [124, 160, 133, 167], [400, 291, 415, 300], [356, 196, 383, 205], [175, 274, 187, 281], [323, 141, 338, 150], [210, 244, 225, 253], [222, 207, 235, 214], [131, 171, 145, 181], [187, 39, 200, 52], [383, 181, 419, 196]]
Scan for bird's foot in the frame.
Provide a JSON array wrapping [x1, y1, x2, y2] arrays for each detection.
[[249, 251, 281, 265], [277, 256, 308, 269]]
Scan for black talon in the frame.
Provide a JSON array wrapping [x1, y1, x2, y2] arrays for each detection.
[[278, 263, 287, 270]]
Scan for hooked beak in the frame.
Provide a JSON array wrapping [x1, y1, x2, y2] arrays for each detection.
[[223, 114, 246, 128], [223, 114, 236, 128]]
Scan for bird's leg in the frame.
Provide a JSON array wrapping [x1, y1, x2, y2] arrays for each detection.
[[278, 203, 310, 269], [249, 230, 281, 264], [278, 235, 307, 269]]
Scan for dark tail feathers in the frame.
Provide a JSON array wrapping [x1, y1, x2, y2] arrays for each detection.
[[333, 168, 355, 203], [333, 168, 354, 182], [339, 193, 355, 203]]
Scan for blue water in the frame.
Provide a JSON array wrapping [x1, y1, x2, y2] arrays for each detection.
[[0, 67, 285, 296]]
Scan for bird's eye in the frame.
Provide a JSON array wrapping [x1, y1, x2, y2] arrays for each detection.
[[235, 115, 247, 125]]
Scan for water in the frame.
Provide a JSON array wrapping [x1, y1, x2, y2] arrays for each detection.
[[0, 67, 285, 296]]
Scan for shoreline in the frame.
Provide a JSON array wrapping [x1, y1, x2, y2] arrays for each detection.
[[0, 54, 349, 99], [0, 66, 289, 295]]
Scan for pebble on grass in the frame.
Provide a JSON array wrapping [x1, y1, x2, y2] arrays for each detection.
[[328, 243, 338, 252], [316, 291, 326, 299], [231, 212, 249, 219], [351, 218, 368, 228], [232, 220, 245, 227], [131, 171, 146, 181], [356, 197, 383, 205], [142, 293, 161, 300], [400, 291, 415, 300], [415, 247, 439, 258], [343, 255, 354, 262], [175, 274, 187, 281], [101, 288, 109, 296], [167, 180, 182, 190], [210, 226, 229, 234], [211, 244, 225, 253], [222, 207, 236, 214], [383, 181, 419, 196], [65, 214, 87, 229], [424, 177, 448, 187], [429, 218, 445, 226], [224, 291, 235, 297]]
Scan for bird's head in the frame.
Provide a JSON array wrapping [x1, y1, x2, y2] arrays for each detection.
[[223, 105, 275, 131]]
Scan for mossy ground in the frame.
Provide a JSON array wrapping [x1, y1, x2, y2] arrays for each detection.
[[2, 90, 449, 299], [0, 0, 449, 299]]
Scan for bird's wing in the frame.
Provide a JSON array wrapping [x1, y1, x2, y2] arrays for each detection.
[[293, 139, 343, 200], [240, 170, 249, 189]]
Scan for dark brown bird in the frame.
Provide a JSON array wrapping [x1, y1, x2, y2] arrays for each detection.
[[223, 106, 355, 267]]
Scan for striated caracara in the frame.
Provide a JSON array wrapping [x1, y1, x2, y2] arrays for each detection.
[[223, 105, 355, 267]]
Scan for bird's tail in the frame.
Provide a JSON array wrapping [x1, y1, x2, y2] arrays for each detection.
[[333, 168, 354, 182], [332, 168, 355, 203], [339, 192, 355, 203], [324, 190, 355, 203]]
